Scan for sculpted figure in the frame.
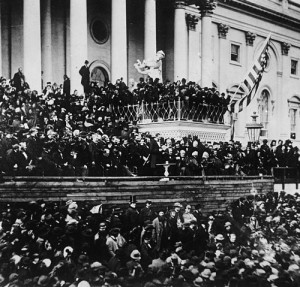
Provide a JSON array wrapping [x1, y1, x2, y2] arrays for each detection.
[[134, 50, 165, 82]]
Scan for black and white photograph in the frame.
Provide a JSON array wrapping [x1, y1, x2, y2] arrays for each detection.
[[0, 0, 299, 286]]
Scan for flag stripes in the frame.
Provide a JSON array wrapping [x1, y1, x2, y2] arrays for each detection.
[[229, 34, 271, 114]]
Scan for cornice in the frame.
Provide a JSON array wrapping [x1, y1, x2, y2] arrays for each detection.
[[217, 0, 300, 32]]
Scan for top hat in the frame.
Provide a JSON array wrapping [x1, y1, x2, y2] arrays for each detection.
[[129, 195, 137, 204]]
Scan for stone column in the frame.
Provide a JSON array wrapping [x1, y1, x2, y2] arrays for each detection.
[[144, 0, 156, 60], [41, 0, 52, 88], [217, 23, 229, 93], [186, 13, 199, 82], [70, 0, 88, 94], [174, 0, 188, 82], [23, 0, 42, 91], [200, 2, 216, 88], [111, 0, 127, 83]]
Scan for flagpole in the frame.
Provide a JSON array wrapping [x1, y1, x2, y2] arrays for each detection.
[[230, 113, 235, 141]]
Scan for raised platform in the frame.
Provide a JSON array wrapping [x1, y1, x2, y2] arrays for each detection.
[[0, 176, 274, 214]]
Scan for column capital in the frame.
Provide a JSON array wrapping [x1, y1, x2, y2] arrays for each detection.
[[245, 31, 256, 46], [189, 0, 217, 17], [217, 23, 229, 39], [281, 42, 291, 56], [174, 0, 187, 9], [186, 13, 200, 31]]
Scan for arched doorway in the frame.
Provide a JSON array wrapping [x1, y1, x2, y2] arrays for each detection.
[[89, 60, 110, 87], [90, 66, 109, 87]]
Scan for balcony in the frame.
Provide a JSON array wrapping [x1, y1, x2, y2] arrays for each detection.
[[111, 100, 232, 141]]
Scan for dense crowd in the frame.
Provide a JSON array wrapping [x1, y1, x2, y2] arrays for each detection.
[[0, 72, 298, 177], [0, 190, 300, 286], [1, 127, 299, 177]]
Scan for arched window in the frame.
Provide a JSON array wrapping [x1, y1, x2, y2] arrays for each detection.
[[258, 89, 270, 136]]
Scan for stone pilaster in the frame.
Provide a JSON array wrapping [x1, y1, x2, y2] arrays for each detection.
[[217, 23, 229, 39], [281, 42, 291, 56], [186, 13, 199, 31], [245, 31, 256, 46]]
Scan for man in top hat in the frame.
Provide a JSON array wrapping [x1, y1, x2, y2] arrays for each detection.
[[139, 200, 155, 225], [79, 60, 90, 95], [124, 196, 140, 235]]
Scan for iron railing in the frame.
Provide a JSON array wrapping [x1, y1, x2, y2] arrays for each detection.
[[111, 100, 230, 124]]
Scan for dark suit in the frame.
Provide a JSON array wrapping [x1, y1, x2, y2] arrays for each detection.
[[12, 71, 25, 91], [63, 77, 71, 98], [79, 65, 90, 93]]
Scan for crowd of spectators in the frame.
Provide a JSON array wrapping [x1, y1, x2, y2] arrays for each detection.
[[0, 72, 298, 177], [0, 190, 300, 286]]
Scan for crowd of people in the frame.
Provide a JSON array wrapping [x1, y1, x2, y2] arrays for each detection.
[[0, 68, 300, 286], [0, 70, 298, 177], [0, 190, 299, 286], [0, 126, 299, 177]]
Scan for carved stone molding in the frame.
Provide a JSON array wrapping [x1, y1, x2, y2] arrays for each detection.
[[217, 23, 229, 39], [174, 0, 187, 9], [281, 42, 291, 56], [245, 31, 256, 46], [186, 13, 200, 31], [188, 0, 217, 17]]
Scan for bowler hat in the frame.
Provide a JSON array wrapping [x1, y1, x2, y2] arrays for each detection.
[[174, 202, 182, 208], [130, 249, 141, 260]]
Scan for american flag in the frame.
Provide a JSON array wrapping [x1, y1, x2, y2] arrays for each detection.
[[229, 33, 272, 114]]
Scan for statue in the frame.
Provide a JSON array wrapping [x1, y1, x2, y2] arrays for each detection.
[[134, 50, 165, 82]]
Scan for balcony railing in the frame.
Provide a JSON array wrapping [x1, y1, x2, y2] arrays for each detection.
[[111, 100, 230, 125]]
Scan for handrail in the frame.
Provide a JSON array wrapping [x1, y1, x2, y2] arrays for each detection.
[[111, 100, 231, 125]]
